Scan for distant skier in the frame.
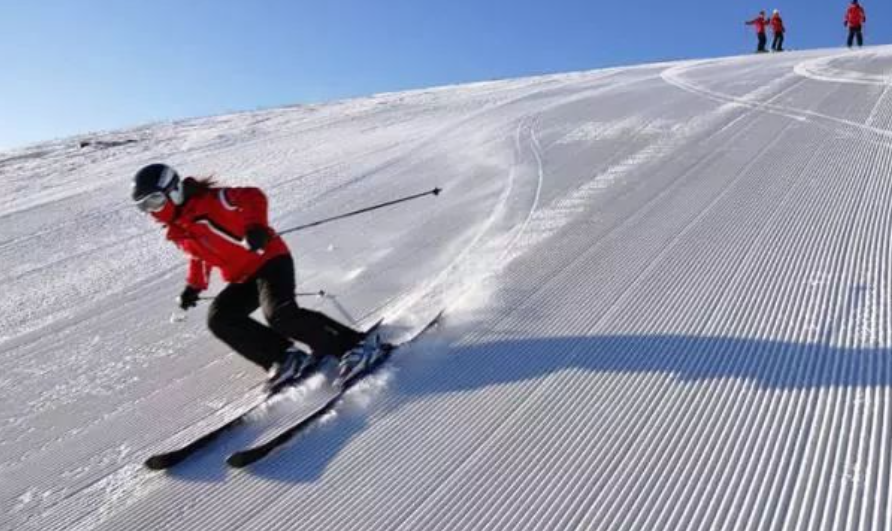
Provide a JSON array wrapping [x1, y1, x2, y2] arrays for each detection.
[[770, 9, 786, 52], [844, 0, 867, 48], [745, 11, 769, 53], [131, 163, 378, 388]]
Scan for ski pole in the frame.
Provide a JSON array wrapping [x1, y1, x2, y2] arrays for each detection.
[[195, 290, 326, 301], [279, 187, 442, 235], [171, 290, 328, 323]]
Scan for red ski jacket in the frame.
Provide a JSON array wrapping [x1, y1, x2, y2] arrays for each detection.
[[770, 14, 785, 33], [746, 15, 768, 34], [160, 183, 289, 290], [845, 5, 866, 26]]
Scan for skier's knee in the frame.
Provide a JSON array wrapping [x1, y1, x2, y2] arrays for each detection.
[[206, 304, 230, 338], [266, 301, 300, 336]]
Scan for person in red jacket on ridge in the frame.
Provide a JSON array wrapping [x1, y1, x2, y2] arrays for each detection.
[[745, 11, 769, 53], [844, 0, 867, 48], [770, 9, 785, 52], [131, 163, 375, 388]]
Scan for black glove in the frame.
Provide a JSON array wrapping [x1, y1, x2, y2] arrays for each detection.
[[245, 225, 271, 252], [178, 285, 202, 310]]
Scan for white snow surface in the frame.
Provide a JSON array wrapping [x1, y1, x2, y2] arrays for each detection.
[[2, 46, 892, 530]]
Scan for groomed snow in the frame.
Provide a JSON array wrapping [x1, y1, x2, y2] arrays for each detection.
[[2, 45, 892, 530]]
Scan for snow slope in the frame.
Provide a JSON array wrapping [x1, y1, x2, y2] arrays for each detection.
[[2, 46, 892, 530]]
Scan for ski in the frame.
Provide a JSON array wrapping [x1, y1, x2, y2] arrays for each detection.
[[143, 319, 385, 470], [226, 311, 444, 468], [142, 359, 321, 470]]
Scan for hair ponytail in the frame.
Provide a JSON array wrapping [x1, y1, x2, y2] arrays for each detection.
[[181, 175, 219, 201], [193, 176, 218, 190]]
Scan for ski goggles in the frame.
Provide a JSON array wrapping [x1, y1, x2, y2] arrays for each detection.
[[135, 191, 169, 213]]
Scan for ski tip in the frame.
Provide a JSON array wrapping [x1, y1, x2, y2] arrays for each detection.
[[144, 456, 170, 471], [227, 452, 253, 469]]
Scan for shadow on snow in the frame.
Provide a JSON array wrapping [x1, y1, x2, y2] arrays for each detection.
[[172, 330, 890, 484]]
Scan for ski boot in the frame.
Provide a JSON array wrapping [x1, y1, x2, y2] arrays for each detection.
[[265, 346, 313, 391], [335, 334, 391, 387]]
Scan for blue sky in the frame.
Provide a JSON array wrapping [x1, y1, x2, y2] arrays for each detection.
[[1, 1, 889, 150]]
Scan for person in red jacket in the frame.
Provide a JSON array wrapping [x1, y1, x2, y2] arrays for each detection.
[[844, 0, 867, 48], [132, 163, 369, 388], [770, 10, 786, 52], [745, 11, 769, 53]]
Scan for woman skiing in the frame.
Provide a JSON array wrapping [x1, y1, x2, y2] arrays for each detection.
[[131, 163, 375, 387]]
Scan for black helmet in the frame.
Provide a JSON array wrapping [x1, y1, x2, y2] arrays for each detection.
[[132, 163, 184, 212]]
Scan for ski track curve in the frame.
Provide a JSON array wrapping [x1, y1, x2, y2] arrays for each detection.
[[662, 56, 892, 146], [794, 51, 892, 87]]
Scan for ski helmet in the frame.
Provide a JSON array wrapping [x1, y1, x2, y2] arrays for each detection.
[[131, 163, 185, 212]]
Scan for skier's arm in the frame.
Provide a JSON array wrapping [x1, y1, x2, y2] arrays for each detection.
[[187, 257, 211, 291], [175, 257, 209, 311], [166, 224, 211, 290]]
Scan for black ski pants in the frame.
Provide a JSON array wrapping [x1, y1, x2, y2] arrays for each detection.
[[772, 32, 784, 52], [847, 26, 863, 48], [207, 254, 363, 369], [757, 32, 768, 53]]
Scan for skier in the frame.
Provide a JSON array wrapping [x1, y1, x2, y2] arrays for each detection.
[[844, 0, 867, 48], [745, 11, 769, 53], [131, 163, 379, 387], [770, 9, 785, 52]]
